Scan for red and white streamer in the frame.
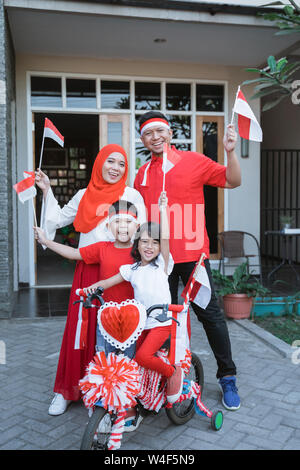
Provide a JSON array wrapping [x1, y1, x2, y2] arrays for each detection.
[[107, 411, 126, 450]]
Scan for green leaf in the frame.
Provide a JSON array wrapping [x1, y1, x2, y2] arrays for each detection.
[[276, 26, 300, 34], [245, 68, 263, 73], [242, 77, 277, 86], [251, 88, 282, 100], [283, 5, 295, 15], [262, 94, 287, 111], [280, 61, 300, 78], [267, 56, 277, 72], [276, 58, 288, 70]]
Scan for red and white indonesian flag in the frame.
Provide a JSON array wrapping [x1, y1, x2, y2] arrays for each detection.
[[233, 88, 262, 142], [13, 171, 36, 203], [44, 118, 64, 147], [181, 254, 211, 309], [162, 143, 182, 174]]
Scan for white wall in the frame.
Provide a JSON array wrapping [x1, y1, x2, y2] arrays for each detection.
[[15, 54, 261, 283]]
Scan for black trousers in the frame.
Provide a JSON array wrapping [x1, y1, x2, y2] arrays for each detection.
[[168, 259, 236, 379]]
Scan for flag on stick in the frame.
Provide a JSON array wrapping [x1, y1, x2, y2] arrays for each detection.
[[13, 171, 36, 204], [232, 86, 262, 142], [162, 143, 182, 191], [13, 171, 38, 224], [38, 118, 64, 170], [181, 253, 211, 309], [44, 118, 64, 147]]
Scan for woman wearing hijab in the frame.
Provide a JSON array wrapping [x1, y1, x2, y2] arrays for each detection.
[[35, 144, 146, 415]]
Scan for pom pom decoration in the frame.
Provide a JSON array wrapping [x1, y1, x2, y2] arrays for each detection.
[[98, 299, 147, 351], [79, 351, 141, 412]]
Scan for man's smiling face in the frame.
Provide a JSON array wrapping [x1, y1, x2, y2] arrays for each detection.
[[141, 125, 173, 157]]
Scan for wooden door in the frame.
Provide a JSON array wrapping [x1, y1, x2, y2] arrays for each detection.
[[196, 115, 224, 260]]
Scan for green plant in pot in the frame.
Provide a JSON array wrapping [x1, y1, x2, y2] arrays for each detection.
[[212, 262, 269, 319], [280, 214, 294, 230]]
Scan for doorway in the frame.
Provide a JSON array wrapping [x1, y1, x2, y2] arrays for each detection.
[[34, 113, 99, 286], [196, 115, 224, 260]]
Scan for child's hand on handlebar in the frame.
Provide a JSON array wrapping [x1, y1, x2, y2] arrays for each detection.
[[84, 282, 104, 295], [33, 226, 47, 245]]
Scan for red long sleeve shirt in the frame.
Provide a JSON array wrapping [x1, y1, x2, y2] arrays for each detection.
[[134, 148, 227, 263]]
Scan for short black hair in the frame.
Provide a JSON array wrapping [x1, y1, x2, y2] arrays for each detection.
[[139, 111, 169, 131], [109, 200, 138, 217]]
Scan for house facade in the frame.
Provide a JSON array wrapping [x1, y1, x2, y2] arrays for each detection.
[[1, 0, 299, 317]]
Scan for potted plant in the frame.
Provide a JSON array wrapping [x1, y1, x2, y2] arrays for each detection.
[[280, 214, 294, 230], [212, 262, 269, 319]]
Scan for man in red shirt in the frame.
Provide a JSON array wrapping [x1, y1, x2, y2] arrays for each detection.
[[134, 111, 241, 410]]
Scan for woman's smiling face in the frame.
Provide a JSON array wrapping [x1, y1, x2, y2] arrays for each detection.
[[102, 152, 126, 184]]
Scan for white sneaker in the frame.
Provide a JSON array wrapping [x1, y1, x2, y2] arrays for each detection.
[[48, 393, 71, 416], [123, 414, 143, 433]]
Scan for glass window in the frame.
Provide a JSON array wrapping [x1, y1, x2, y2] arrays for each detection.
[[107, 122, 123, 146], [196, 84, 224, 112], [135, 143, 151, 170], [135, 82, 161, 110], [101, 81, 130, 109], [66, 79, 96, 108], [174, 143, 191, 151], [135, 115, 142, 138], [167, 115, 191, 140], [166, 83, 191, 111], [31, 76, 62, 107], [203, 122, 218, 161]]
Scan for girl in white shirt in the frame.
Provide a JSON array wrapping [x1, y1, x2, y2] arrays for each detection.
[[86, 192, 184, 404]]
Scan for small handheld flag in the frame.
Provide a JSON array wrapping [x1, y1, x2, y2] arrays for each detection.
[[13, 171, 37, 225], [38, 118, 64, 170], [181, 253, 211, 309], [162, 143, 182, 191], [13, 171, 36, 204], [232, 86, 262, 142], [44, 118, 64, 147]]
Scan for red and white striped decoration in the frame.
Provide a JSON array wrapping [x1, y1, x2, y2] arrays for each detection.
[[175, 380, 213, 418], [107, 411, 126, 450]]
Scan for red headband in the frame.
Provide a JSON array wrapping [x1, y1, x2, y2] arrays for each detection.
[[140, 118, 170, 135]]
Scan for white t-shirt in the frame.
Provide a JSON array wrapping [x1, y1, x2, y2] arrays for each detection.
[[40, 186, 146, 249], [119, 253, 174, 330]]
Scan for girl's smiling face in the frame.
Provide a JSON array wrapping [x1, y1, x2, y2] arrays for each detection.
[[138, 230, 160, 265]]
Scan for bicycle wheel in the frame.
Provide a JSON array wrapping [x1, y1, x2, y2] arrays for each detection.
[[166, 352, 204, 425], [80, 406, 113, 450]]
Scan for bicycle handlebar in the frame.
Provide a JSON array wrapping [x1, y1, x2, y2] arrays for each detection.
[[75, 288, 87, 297], [74, 289, 185, 318]]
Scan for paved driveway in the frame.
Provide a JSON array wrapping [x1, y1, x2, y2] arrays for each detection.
[[0, 314, 299, 450]]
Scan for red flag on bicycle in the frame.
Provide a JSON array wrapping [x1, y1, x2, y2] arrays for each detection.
[[181, 254, 211, 309]]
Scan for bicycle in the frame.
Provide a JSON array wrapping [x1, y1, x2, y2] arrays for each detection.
[[74, 288, 223, 450]]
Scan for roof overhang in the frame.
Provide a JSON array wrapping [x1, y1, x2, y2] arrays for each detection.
[[5, 0, 300, 67]]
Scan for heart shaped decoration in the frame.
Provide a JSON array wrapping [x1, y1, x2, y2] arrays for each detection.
[[97, 300, 147, 351]]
